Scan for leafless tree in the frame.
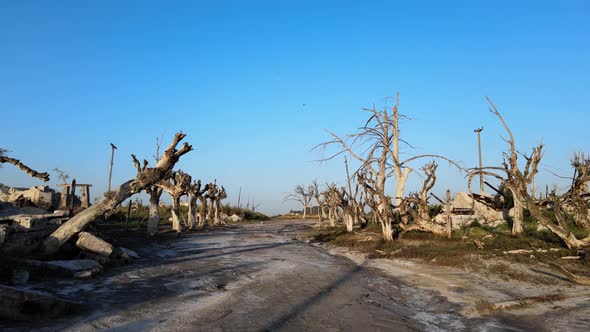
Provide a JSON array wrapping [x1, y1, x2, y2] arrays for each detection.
[[284, 184, 314, 219], [322, 183, 340, 227], [316, 93, 458, 241], [145, 133, 166, 236], [43, 132, 192, 256], [53, 168, 70, 184], [215, 185, 227, 225], [524, 153, 590, 249], [205, 181, 217, 225], [468, 97, 541, 236], [310, 179, 324, 226], [0, 148, 50, 182], [187, 179, 209, 230], [398, 161, 448, 236], [157, 170, 192, 232]]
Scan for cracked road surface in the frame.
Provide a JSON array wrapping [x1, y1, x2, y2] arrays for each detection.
[[4, 220, 549, 331]]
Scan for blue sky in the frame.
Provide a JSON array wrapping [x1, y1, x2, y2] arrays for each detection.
[[1, 1, 589, 215]]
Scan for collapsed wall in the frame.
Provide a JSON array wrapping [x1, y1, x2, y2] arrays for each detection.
[[434, 192, 510, 229], [0, 185, 60, 210]]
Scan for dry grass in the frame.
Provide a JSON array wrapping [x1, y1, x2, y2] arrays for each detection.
[[307, 224, 590, 283]]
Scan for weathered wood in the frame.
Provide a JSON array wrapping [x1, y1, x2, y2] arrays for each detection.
[[548, 263, 590, 285], [446, 189, 452, 239], [42, 132, 192, 256], [0, 153, 50, 182], [69, 179, 77, 211]]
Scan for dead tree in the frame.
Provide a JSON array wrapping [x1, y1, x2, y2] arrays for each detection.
[[322, 183, 340, 227], [53, 168, 70, 184], [215, 186, 227, 225], [524, 153, 590, 249], [197, 183, 210, 228], [468, 97, 541, 236], [205, 181, 217, 225], [0, 148, 50, 182], [284, 184, 313, 219], [398, 162, 448, 236], [187, 180, 208, 230], [316, 93, 458, 241], [157, 170, 192, 232], [145, 134, 165, 236], [569, 152, 590, 229], [146, 186, 163, 236], [337, 188, 356, 232], [42, 132, 192, 256], [311, 179, 324, 226]]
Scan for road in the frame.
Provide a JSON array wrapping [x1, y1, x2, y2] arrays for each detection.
[[3, 219, 558, 331]]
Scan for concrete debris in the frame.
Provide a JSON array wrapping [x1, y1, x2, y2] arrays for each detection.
[[229, 214, 242, 222], [0, 185, 60, 210], [76, 232, 116, 257], [120, 247, 140, 259], [0, 284, 82, 321]]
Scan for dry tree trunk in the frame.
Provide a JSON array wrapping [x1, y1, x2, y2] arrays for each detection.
[[0, 154, 50, 182], [398, 162, 448, 236], [170, 195, 184, 232], [188, 180, 209, 229], [42, 132, 192, 256], [328, 208, 335, 227], [147, 187, 163, 236], [216, 186, 227, 225], [157, 170, 191, 232], [512, 196, 524, 235], [187, 194, 198, 231], [206, 182, 216, 224], [198, 196, 208, 227]]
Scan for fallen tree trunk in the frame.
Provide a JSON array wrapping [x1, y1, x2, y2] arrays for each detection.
[[549, 263, 590, 285], [0, 154, 50, 182], [42, 132, 192, 256]]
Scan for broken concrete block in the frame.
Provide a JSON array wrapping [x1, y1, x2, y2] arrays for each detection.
[[0, 284, 83, 321], [120, 247, 140, 259], [229, 214, 242, 222], [76, 231, 116, 257]]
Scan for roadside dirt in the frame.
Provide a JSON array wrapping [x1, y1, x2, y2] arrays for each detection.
[[1, 219, 588, 331]]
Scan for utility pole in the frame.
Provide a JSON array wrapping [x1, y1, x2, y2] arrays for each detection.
[[108, 143, 117, 192], [474, 128, 484, 195], [237, 186, 242, 209]]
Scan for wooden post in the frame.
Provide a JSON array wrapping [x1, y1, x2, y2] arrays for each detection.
[[126, 200, 132, 230], [446, 189, 452, 239], [69, 179, 77, 212], [237, 186, 241, 209], [474, 128, 484, 195], [81, 185, 91, 208], [59, 185, 69, 209]]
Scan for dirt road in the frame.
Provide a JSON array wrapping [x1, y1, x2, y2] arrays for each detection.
[[3, 219, 585, 331]]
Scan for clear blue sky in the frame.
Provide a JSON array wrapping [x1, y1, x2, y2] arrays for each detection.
[[1, 1, 589, 215]]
